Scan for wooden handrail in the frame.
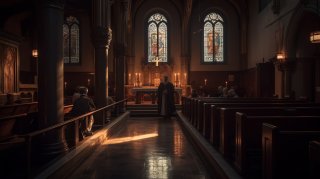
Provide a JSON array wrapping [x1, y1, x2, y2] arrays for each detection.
[[22, 98, 127, 138], [0, 113, 28, 121], [20, 98, 127, 178]]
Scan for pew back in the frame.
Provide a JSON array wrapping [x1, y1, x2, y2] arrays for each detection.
[[219, 107, 320, 159], [235, 114, 320, 177], [262, 123, 320, 179]]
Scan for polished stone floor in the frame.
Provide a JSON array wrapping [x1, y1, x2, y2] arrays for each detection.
[[69, 117, 212, 179]]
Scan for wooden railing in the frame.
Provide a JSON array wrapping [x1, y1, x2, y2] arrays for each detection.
[[18, 98, 127, 178]]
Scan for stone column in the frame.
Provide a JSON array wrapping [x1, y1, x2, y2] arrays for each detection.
[[115, 0, 128, 110], [315, 59, 320, 102], [37, 0, 68, 158], [92, 0, 112, 124]]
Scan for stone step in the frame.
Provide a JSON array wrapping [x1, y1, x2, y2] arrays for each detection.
[[127, 104, 181, 117]]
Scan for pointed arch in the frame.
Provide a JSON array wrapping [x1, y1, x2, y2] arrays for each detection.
[[202, 12, 224, 63], [147, 13, 168, 63], [63, 16, 80, 64]]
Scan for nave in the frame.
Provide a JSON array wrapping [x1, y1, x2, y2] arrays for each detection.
[[45, 117, 212, 179]]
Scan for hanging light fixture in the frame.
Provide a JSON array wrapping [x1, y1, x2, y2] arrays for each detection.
[[307, 0, 320, 43]]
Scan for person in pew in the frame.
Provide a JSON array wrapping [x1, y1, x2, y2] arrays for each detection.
[[72, 86, 81, 104], [227, 86, 239, 98], [70, 87, 96, 138], [157, 76, 176, 119], [222, 87, 228, 97], [217, 85, 224, 97], [190, 89, 199, 98]]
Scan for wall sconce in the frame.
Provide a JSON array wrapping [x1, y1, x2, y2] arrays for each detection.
[[310, 31, 320, 43], [32, 49, 38, 58], [276, 53, 285, 62]]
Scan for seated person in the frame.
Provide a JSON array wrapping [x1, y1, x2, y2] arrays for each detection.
[[70, 87, 96, 137], [72, 86, 81, 104], [227, 87, 239, 98], [190, 89, 198, 98], [217, 85, 223, 97]]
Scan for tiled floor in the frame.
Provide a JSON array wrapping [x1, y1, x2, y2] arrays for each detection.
[[69, 117, 212, 179]]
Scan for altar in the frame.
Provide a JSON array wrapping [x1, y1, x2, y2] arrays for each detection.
[[131, 86, 182, 104]]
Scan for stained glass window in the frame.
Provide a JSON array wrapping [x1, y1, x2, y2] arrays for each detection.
[[63, 16, 80, 64], [203, 13, 224, 63], [147, 13, 168, 63]]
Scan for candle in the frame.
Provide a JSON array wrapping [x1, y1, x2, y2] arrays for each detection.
[[129, 73, 131, 84], [64, 82, 67, 88], [88, 79, 91, 85], [155, 57, 159, 66], [225, 81, 228, 87], [174, 73, 177, 81], [204, 79, 207, 86]]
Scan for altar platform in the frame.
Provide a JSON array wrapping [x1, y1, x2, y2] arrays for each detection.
[[130, 86, 182, 104]]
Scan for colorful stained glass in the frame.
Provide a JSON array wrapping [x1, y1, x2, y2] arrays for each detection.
[[147, 13, 168, 63], [203, 13, 224, 63], [63, 16, 80, 64]]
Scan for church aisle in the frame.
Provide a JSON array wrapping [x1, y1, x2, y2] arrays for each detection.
[[68, 117, 212, 179]]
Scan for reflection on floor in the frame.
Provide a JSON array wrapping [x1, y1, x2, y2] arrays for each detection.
[[69, 117, 211, 179]]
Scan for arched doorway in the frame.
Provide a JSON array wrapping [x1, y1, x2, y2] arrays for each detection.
[[285, 5, 320, 101]]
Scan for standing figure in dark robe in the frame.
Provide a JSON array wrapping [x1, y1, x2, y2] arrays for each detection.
[[157, 76, 176, 118]]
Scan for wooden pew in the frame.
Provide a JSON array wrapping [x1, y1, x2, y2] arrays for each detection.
[[0, 104, 73, 139], [206, 103, 319, 147], [235, 114, 320, 177], [0, 102, 38, 117], [262, 123, 320, 179], [182, 96, 292, 122], [64, 105, 73, 114], [182, 96, 316, 144], [0, 113, 28, 142], [197, 99, 302, 136], [309, 140, 320, 179], [219, 107, 320, 160]]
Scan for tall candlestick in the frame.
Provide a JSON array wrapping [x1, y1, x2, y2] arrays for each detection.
[[155, 56, 159, 67], [129, 73, 131, 84]]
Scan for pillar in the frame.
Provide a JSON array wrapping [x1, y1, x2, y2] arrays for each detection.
[[115, 0, 128, 109], [37, 0, 68, 158], [92, 0, 112, 124]]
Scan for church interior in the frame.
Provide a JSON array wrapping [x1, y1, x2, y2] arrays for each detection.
[[0, 0, 320, 178]]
